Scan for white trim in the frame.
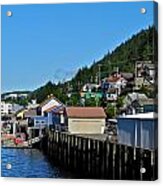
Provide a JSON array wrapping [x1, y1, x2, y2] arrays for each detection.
[[118, 112, 158, 119]]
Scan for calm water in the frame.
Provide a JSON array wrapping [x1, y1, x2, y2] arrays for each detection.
[[1, 148, 73, 178]]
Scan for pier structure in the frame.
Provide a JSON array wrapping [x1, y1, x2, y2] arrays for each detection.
[[41, 131, 158, 181]]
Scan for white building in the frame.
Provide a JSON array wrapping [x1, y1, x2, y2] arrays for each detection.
[[3, 93, 28, 100], [1, 102, 13, 115], [117, 112, 158, 149], [102, 73, 127, 101], [1, 101, 23, 115], [27, 99, 39, 109], [39, 95, 63, 116], [81, 83, 100, 92]]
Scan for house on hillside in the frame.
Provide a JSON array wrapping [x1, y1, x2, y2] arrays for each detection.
[[121, 72, 134, 82], [101, 73, 127, 101], [131, 98, 157, 114], [134, 61, 154, 89], [64, 107, 106, 134], [144, 63, 156, 84], [123, 92, 157, 114], [80, 83, 103, 104], [81, 83, 100, 92], [121, 72, 135, 91]]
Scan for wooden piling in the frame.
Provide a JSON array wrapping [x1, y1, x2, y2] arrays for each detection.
[[43, 132, 158, 180]]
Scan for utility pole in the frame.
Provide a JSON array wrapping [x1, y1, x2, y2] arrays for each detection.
[[98, 64, 102, 84]]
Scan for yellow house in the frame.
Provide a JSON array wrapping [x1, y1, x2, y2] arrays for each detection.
[[16, 109, 27, 119]]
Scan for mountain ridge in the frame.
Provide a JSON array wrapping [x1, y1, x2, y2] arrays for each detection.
[[2, 25, 158, 105]]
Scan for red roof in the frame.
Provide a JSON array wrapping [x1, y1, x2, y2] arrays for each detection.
[[66, 107, 107, 118], [107, 76, 121, 83], [107, 74, 127, 83]]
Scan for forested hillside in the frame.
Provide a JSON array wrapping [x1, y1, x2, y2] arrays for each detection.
[[29, 26, 158, 104]]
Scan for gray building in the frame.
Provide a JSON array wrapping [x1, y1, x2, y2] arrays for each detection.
[[117, 112, 158, 149]]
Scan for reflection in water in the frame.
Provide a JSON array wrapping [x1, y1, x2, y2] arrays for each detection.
[[1, 148, 72, 178]]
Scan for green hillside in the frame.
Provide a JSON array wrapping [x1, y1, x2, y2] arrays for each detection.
[[29, 26, 158, 104]]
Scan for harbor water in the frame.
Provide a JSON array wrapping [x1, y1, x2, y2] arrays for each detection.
[[1, 148, 73, 178]]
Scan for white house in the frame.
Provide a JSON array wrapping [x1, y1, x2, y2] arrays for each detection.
[[43, 104, 65, 130], [144, 63, 156, 84], [65, 107, 106, 134], [102, 73, 127, 101], [117, 112, 158, 149], [39, 95, 63, 116], [81, 83, 100, 92]]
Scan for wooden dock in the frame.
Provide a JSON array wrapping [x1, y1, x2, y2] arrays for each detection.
[[1, 136, 42, 149], [41, 132, 158, 180]]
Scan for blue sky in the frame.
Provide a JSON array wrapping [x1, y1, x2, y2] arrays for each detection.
[[1, 1, 155, 92]]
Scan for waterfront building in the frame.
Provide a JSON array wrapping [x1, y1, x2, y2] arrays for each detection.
[[24, 108, 37, 118], [43, 104, 65, 131], [1, 101, 23, 116], [1, 102, 13, 115], [16, 108, 28, 120], [65, 107, 106, 134], [117, 112, 158, 149], [39, 95, 63, 116], [27, 99, 39, 109]]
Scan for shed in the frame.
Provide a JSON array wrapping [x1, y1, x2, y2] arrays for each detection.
[[65, 107, 106, 134]]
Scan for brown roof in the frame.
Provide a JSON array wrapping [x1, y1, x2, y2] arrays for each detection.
[[24, 109, 37, 118], [107, 88, 117, 93], [107, 76, 121, 83], [66, 107, 107, 118], [107, 74, 127, 83], [138, 98, 157, 106], [121, 72, 134, 80]]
